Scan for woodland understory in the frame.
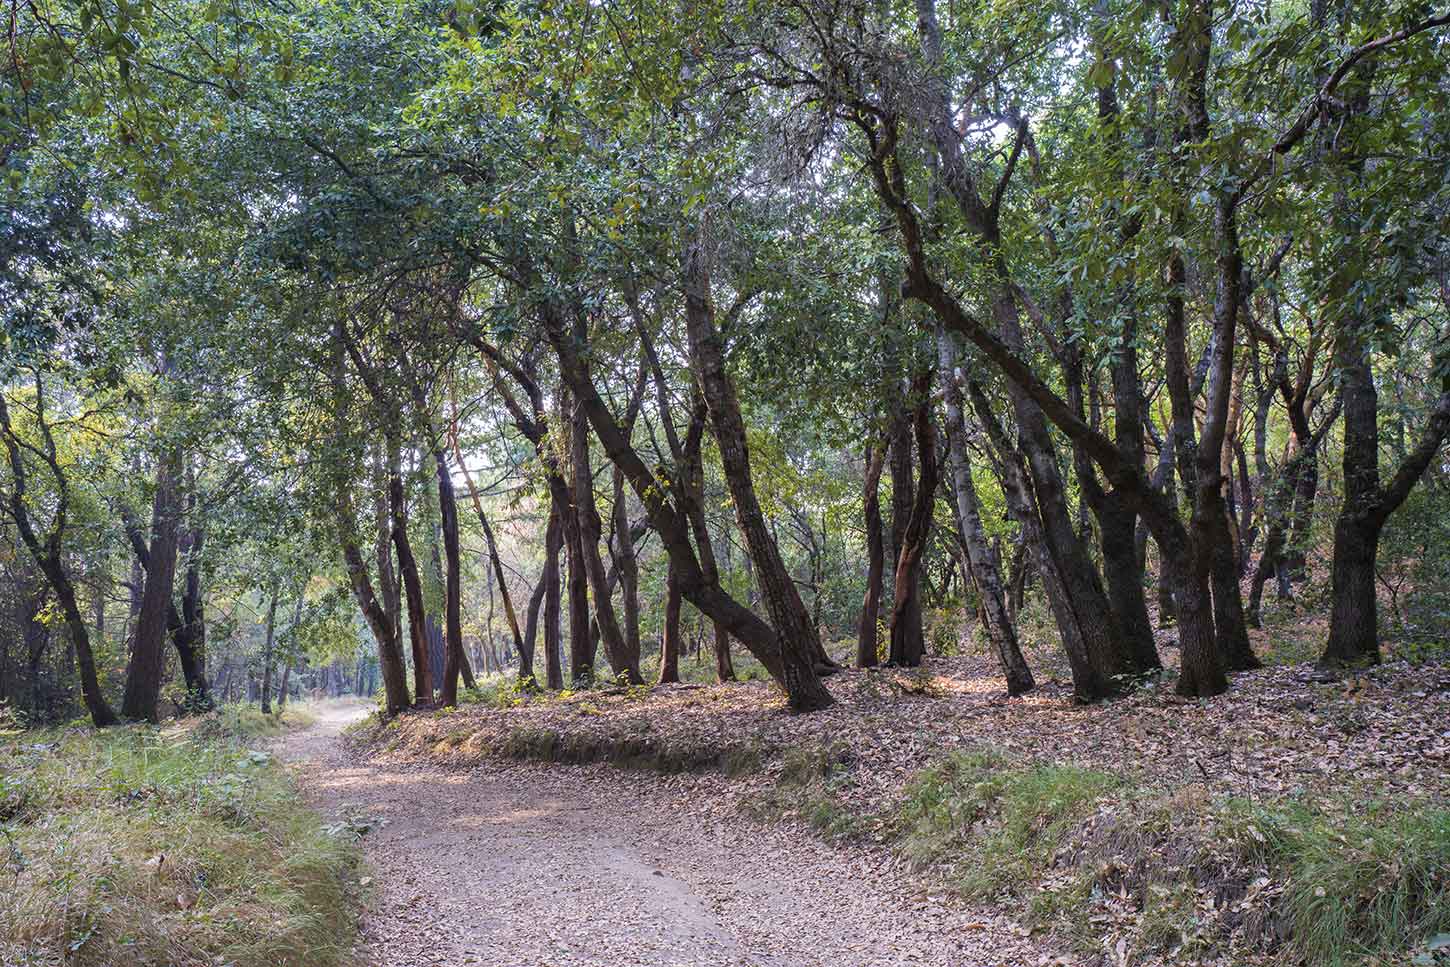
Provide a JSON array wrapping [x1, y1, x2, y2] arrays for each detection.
[[5, 0, 1450, 964]]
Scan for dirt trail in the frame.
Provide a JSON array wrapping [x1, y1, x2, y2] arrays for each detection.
[[276, 705, 1038, 967]]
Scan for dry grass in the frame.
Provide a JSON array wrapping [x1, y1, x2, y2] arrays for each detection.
[[0, 707, 362, 967]]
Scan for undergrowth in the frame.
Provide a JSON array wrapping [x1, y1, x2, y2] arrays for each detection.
[[0, 719, 362, 967], [887, 748, 1450, 965]]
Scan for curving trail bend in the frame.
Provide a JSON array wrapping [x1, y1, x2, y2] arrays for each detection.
[[276, 704, 1038, 967]]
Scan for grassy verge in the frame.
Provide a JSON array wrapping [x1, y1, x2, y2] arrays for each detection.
[[879, 749, 1450, 965], [746, 742, 1450, 964], [0, 709, 362, 967]]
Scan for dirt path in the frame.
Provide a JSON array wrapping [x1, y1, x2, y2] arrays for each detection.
[[276, 706, 1041, 967]]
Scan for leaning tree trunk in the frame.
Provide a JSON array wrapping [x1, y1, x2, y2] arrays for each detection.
[[475, 504, 524, 680], [682, 402, 736, 682], [912, 0, 1129, 693], [122, 451, 182, 723], [856, 440, 887, 668], [337, 497, 411, 714], [45, 557, 116, 726], [0, 382, 120, 726], [540, 293, 833, 711], [967, 381, 1125, 701], [682, 232, 836, 686]]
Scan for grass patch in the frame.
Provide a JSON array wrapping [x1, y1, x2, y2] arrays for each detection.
[[885, 748, 1450, 964], [0, 722, 362, 967], [188, 702, 317, 742], [896, 750, 1121, 893], [1241, 799, 1450, 965]]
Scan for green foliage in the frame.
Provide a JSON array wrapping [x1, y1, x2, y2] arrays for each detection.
[[459, 676, 532, 710], [0, 723, 362, 967]]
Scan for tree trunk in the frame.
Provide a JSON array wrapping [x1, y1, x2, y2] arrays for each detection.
[[967, 381, 1124, 701], [522, 573, 546, 686], [330, 363, 412, 720], [1321, 316, 1450, 666], [564, 506, 592, 684], [681, 232, 836, 700], [387, 441, 433, 705], [539, 294, 832, 710], [260, 588, 278, 715], [938, 334, 1034, 694], [1325, 512, 1379, 668], [432, 445, 469, 706], [612, 466, 645, 679], [543, 499, 565, 689], [682, 399, 736, 682], [1193, 193, 1258, 675], [885, 403, 925, 663], [912, 0, 1130, 695], [455, 425, 528, 682], [277, 660, 292, 710], [888, 378, 937, 667], [373, 445, 402, 631], [856, 440, 886, 668], [1248, 461, 1299, 626], [122, 452, 182, 723], [123, 503, 210, 711], [571, 400, 643, 684], [659, 560, 682, 684], [1099, 497, 1160, 671], [173, 490, 212, 710]]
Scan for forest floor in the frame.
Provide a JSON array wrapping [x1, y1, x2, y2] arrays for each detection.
[[334, 641, 1450, 966], [277, 701, 1049, 967]]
